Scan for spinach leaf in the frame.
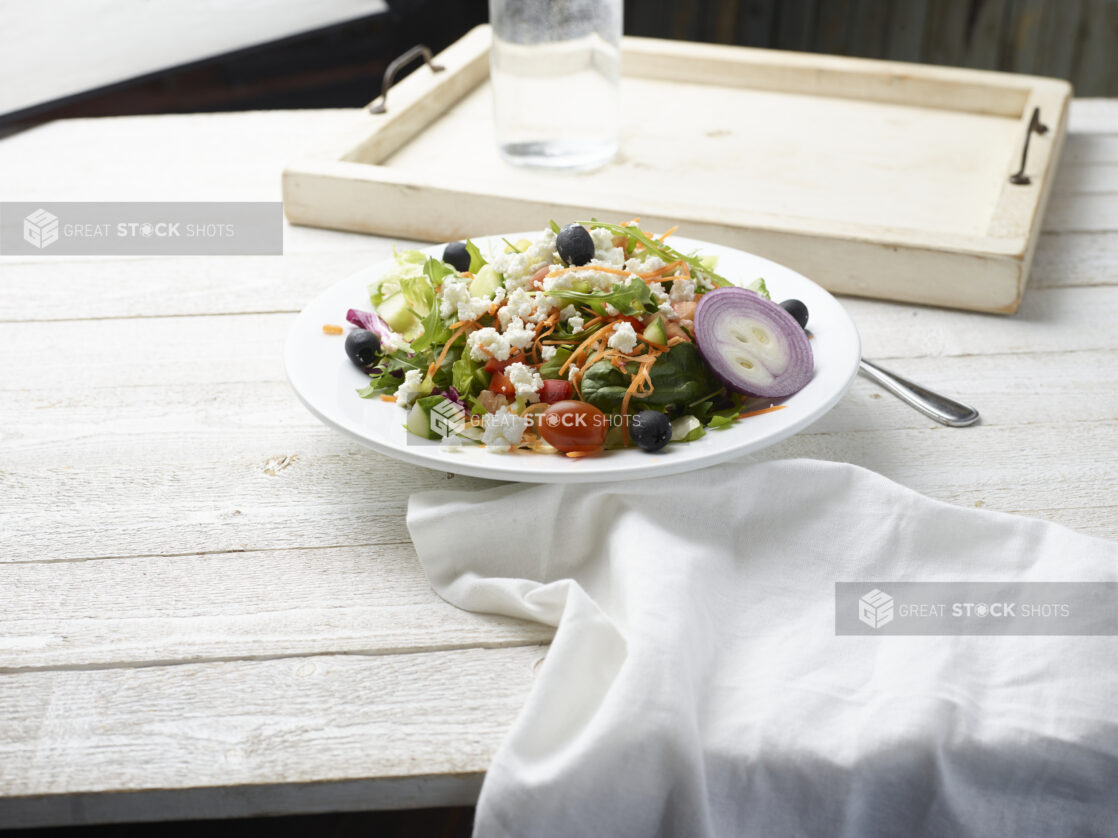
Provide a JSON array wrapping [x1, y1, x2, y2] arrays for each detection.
[[580, 342, 717, 413], [539, 347, 572, 380]]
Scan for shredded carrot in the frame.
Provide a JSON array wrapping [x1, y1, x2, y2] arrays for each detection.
[[622, 217, 641, 227], [638, 259, 690, 280], [618, 349, 662, 444], [428, 322, 474, 377], [738, 405, 787, 419], [380, 395, 397, 402], [322, 324, 343, 335], [667, 335, 690, 346], [565, 450, 594, 459], [658, 225, 679, 242], [559, 323, 614, 377]]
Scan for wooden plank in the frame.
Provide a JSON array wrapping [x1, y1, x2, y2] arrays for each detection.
[[1070, 0, 1118, 98], [1029, 232, 1118, 287], [0, 544, 552, 671], [924, 0, 998, 69], [735, 0, 778, 47], [0, 646, 543, 828], [759, 419, 1118, 542], [847, 0, 890, 59], [1003, 0, 1083, 81], [1044, 192, 1118, 232], [812, 0, 853, 56], [2, 345, 1115, 562], [773, 0, 818, 52], [883, 0, 930, 62]]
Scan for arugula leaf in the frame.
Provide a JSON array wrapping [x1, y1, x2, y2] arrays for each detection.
[[580, 220, 732, 287], [451, 355, 488, 400], [546, 276, 655, 316], [356, 350, 426, 398], [410, 306, 453, 353], [746, 277, 771, 299], [465, 240, 487, 273], [707, 407, 741, 430], [549, 219, 561, 234]]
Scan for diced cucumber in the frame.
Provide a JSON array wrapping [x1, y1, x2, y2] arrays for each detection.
[[469, 265, 503, 299], [571, 279, 591, 294], [505, 238, 532, 253], [406, 403, 432, 439], [377, 292, 420, 334], [670, 415, 704, 442], [642, 315, 667, 346]]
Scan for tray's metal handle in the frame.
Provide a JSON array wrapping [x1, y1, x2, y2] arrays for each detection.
[[367, 44, 445, 115], [1009, 107, 1049, 185]]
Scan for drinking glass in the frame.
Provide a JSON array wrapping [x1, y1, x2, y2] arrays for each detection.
[[488, 0, 622, 171]]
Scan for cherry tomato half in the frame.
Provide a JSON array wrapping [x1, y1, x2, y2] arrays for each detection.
[[488, 370, 515, 398], [538, 400, 609, 453], [538, 379, 573, 404], [484, 350, 524, 374]]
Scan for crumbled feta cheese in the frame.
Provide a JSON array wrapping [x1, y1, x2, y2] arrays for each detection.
[[439, 278, 492, 323], [602, 302, 620, 317], [658, 301, 678, 321], [559, 305, 577, 321], [568, 315, 585, 333], [567, 364, 580, 382], [504, 362, 543, 400], [669, 278, 696, 303], [439, 279, 469, 320], [394, 369, 425, 408], [648, 281, 670, 306], [502, 316, 536, 351], [540, 345, 557, 361], [493, 230, 557, 291], [608, 322, 639, 354], [590, 228, 625, 265], [543, 267, 615, 295], [481, 406, 528, 452], [467, 327, 511, 362], [626, 255, 666, 275], [499, 287, 556, 328]]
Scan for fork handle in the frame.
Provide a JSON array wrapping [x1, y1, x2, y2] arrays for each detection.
[[858, 359, 980, 427]]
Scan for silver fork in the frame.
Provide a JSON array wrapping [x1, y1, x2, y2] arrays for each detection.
[[858, 359, 980, 427]]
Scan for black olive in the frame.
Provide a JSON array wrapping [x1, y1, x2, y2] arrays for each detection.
[[630, 410, 672, 452], [443, 241, 471, 272], [556, 224, 595, 266], [345, 329, 381, 369], [779, 298, 809, 330]]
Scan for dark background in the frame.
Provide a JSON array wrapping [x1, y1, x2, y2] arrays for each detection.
[[4, 0, 1114, 132]]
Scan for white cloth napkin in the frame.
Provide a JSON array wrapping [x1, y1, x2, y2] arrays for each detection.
[[406, 459, 1118, 838]]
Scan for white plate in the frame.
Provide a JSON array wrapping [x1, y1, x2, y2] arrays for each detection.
[[285, 233, 861, 483]]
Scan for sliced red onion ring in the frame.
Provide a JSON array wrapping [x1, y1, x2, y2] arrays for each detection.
[[694, 287, 814, 398]]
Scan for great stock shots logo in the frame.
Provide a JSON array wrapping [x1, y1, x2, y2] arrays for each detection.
[[23, 208, 59, 249], [1, 202, 282, 255], [858, 589, 895, 629], [429, 399, 467, 438]]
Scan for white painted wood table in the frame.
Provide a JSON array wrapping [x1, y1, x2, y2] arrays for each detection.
[[1, 101, 1116, 829]]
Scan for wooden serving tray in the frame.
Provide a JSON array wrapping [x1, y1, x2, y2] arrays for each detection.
[[282, 25, 1071, 314]]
